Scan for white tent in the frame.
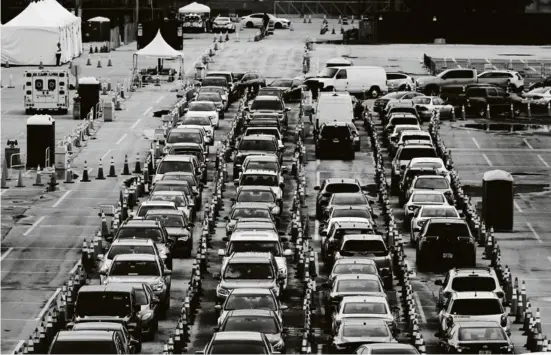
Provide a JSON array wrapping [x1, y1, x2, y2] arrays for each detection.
[[178, 2, 210, 14], [38, 0, 83, 60], [133, 30, 184, 73], [88, 16, 110, 22], [1, 2, 77, 66]]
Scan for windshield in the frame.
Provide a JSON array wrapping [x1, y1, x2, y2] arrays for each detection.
[[157, 161, 193, 174], [244, 161, 279, 171], [241, 175, 278, 187], [210, 341, 267, 354], [451, 276, 496, 292], [183, 116, 211, 126], [109, 260, 160, 276], [399, 148, 437, 161], [49, 341, 117, 354], [229, 241, 281, 256], [189, 102, 215, 111], [75, 292, 131, 317], [320, 126, 351, 139], [201, 78, 227, 87], [337, 280, 381, 293], [318, 67, 338, 78], [343, 302, 388, 315], [225, 294, 276, 311], [145, 214, 185, 228], [332, 209, 370, 219], [414, 178, 449, 189], [326, 183, 360, 193], [334, 228, 373, 239], [223, 316, 278, 333], [341, 240, 387, 255], [333, 263, 378, 275], [246, 129, 279, 138], [412, 193, 445, 203], [232, 208, 271, 219], [117, 227, 163, 242], [371, 348, 418, 355], [137, 205, 174, 217], [152, 183, 190, 196], [450, 299, 503, 315], [343, 323, 390, 337], [150, 194, 186, 208], [332, 193, 366, 205], [421, 207, 458, 218], [167, 131, 201, 144], [223, 263, 274, 280], [395, 126, 420, 134], [238, 140, 276, 151], [270, 79, 293, 87], [458, 327, 506, 341], [200, 87, 223, 95], [425, 223, 470, 238], [251, 100, 283, 111], [106, 245, 154, 259], [237, 190, 275, 203]]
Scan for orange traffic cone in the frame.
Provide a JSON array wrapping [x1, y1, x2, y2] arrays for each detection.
[[133, 153, 142, 174], [108, 156, 117, 177], [86, 55, 91, 66], [64, 163, 74, 184], [1, 163, 9, 189], [16, 169, 25, 187]]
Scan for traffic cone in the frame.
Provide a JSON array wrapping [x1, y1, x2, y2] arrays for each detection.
[[121, 155, 131, 175], [90, 45, 93, 54], [225, 33, 229, 42], [2, 159, 10, 181], [332, 27, 336, 34], [107, 55, 113, 67], [108, 157, 117, 177], [338, 15, 342, 24], [1, 163, 9, 189], [219, 35, 223, 42], [64, 163, 74, 183], [48, 171, 57, 191], [96, 159, 105, 180], [308, 15, 312, 23], [101, 84, 108, 95], [16, 169, 25, 187], [107, 80, 112, 91], [33, 165, 44, 186], [133, 153, 142, 174], [86, 55, 91, 66], [213, 35, 217, 42], [81, 161, 91, 182], [95, 46, 98, 53], [97, 59, 102, 68]]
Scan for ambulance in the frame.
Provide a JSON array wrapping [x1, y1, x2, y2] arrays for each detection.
[[24, 70, 70, 114]]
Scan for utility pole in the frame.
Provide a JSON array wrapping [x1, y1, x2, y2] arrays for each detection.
[[135, 0, 139, 27]]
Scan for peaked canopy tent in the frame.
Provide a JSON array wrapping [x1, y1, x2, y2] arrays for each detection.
[[1, 1, 81, 66], [178, 2, 211, 15], [38, 0, 83, 61], [133, 30, 184, 75]]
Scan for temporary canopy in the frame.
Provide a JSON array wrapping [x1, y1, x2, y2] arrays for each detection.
[[39, 0, 83, 60], [133, 30, 184, 73], [88, 16, 110, 22], [178, 2, 210, 14]]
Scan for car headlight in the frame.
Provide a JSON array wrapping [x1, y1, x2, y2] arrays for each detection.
[[217, 286, 230, 296], [141, 311, 154, 321], [272, 339, 285, 351]]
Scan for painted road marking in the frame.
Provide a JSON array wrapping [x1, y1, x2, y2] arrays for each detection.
[[482, 154, 493, 167], [142, 106, 153, 116], [316, 171, 320, 186], [52, 190, 72, 208], [4, 247, 80, 250], [451, 148, 551, 152], [514, 200, 524, 213], [523, 138, 534, 150], [69, 261, 82, 274], [1, 248, 14, 261], [314, 220, 320, 241], [22, 216, 45, 236], [0, 189, 7, 196], [526, 222, 543, 244], [471, 137, 481, 149], [101, 149, 112, 161], [2, 258, 80, 262], [537, 155, 550, 168], [35, 287, 61, 321], [131, 118, 142, 130], [413, 291, 427, 324], [155, 96, 165, 104], [115, 133, 127, 145]]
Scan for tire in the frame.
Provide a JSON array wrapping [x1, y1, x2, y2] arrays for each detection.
[[425, 86, 439, 96], [246, 21, 254, 28], [384, 275, 394, 290], [368, 87, 381, 98], [275, 22, 283, 29]]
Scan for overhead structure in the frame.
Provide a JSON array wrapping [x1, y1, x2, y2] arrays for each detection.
[[88, 16, 110, 22], [133, 30, 184, 73], [178, 2, 211, 15], [1, 0, 82, 66]]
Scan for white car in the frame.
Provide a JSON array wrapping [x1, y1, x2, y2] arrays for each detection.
[[97, 238, 161, 274], [178, 121, 214, 145], [235, 169, 284, 203], [386, 72, 416, 92], [478, 70, 525, 92], [332, 295, 395, 334], [185, 101, 219, 129], [412, 96, 455, 120], [403, 190, 450, 227], [212, 16, 236, 33], [410, 205, 460, 244], [241, 13, 290, 29], [405, 175, 454, 205], [149, 190, 193, 221], [522, 87, 551, 104]]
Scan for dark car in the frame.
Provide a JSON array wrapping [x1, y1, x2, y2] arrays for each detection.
[[315, 121, 355, 160], [257, 87, 285, 102], [49, 330, 128, 354], [437, 321, 514, 354], [528, 75, 551, 91], [415, 218, 476, 271], [232, 135, 281, 179], [246, 95, 291, 126], [314, 178, 363, 219], [267, 78, 303, 102], [465, 86, 522, 118], [71, 322, 139, 353], [145, 209, 194, 258], [198, 331, 275, 354]]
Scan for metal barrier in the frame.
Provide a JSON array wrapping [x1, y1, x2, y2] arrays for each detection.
[[44, 147, 50, 170], [9, 153, 26, 178]]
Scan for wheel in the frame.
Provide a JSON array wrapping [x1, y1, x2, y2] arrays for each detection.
[[368, 87, 381, 98], [275, 22, 283, 29], [246, 21, 254, 28]]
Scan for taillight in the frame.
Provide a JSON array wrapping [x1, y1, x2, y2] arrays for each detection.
[[501, 314, 508, 327]]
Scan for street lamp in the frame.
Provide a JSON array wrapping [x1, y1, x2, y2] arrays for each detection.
[[378, 15, 383, 21], [433, 16, 437, 22]]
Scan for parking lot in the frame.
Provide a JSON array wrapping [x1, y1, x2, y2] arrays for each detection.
[[2, 17, 551, 355]]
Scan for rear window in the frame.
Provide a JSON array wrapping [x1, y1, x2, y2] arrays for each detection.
[[183, 116, 211, 126], [241, 174, 278, 187], [371, 348, 418, 355], [398, 148, 437, 161], [109, 260, 160, 276], [202, 77, 227, 87], [412, 193, 445, 203], [458, 327, 506, 341], [390, 116, 418, 125], [320, 126, 351, 139], [425, 222, 470, 238], [251, 99, 283, 111], [117, 227, 163, 242], [238, 139, 276, 151], [223, 316, 278, 333], [411, 161, 442, 169], [333, 263, 378, 275], [196, 93, 222, 102], [189, 102, 215, 111], [326, 183, 360, 193], [167, 131, 201, 144], [467, 88, 488, 97], [209, 341, 268, 354], [157, 160, 193, 174], [225, 294, 276, 311], [341, 240, 387, 255], [403, 135, 431, 142], [414, 177, 449, 189], [450, 299, 503, 315], [76, 292, 131, 318], [332, 193, 366, 205], [451, 276, 496, 292], [237, 190, 275, 203], [414, 97, 432, 105], [342, 323, 389, 338], [343, 302, 388, 315], [107, 244, 154, 259], [244, 161, 279, 172], [421, 208, 458, 218], [332, 209, 370, 219], [145, 214, 185, 228], [336, 280, 381, 293]]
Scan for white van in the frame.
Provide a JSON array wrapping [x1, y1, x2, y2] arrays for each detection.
[[314, 91, 354, 130], [314, 66, 388, 98], [326, 57, 353, 67]]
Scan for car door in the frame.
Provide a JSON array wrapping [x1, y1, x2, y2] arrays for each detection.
[[485, 87, 501, 108], [251, 14, 264, 27], [334, 69, 348, 91]]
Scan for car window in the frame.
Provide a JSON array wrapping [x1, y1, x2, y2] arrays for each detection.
[[76, 292, 132, 318], [229, 241, 281, 256], [135, 288, 149, 305], [333, 263, 378, 275], [238, 139, 277, 151], [189, 102, 215, 111], [251, 99, 283, 111], [107, 245, 155, 259], [398, 148, 437, 161], [49, 340, 118, 354], [371, 348, 418, 354], [336, 69, 347, 79], [167, 131, 202, 144], [389, 115, 418, 125], [183, 116, 211, 126], [320, 126, 351, 139], [223, 316, 278, 333], [150, 194, 187, 208], [425, 223, 470, 238], [412, 193, 445, 203], [451, 276, 496, 292], [224, 263, 274, 279], [414, 177, 449, 189], [421, 208, 458, 218], [225, 294, 276, 310], [450, 299, 502, 315], [341, 240, 387, 255], [325, 183, 360, 193], [244, 161, 279, 171], [332, 209, 370, 219], [458, 327, 506, 341], [336, 280, 382, 293], [109, 260, 160, 276], [332, 193, 366, 205], [232, 207, 271, 219], [241, 174, 278, 187], [237, 190, 275, 203], [157, 160, 193, 174], [210, 341, 268, 354], [270, 79, 293, 87], [343, 323, 389, 337], [145, 214, 185, 228], [343, 302, 388, 315], [117, 227, 163, 242]]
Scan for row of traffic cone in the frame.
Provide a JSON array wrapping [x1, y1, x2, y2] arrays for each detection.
[[86, 55, 113, 67]]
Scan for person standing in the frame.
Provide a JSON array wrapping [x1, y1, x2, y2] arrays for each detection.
[[55, 43, 62, 66], [262, 12, 270, 34]]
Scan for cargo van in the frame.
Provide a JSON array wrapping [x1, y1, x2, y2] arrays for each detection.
[[314, 66, 388, 98], [313, 91, 355, 131], [326, 57, 353, 67]]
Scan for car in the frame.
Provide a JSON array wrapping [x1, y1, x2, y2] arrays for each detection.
[[434, 267, 506, 309], [179, 116, 215, 144], [522, 87, 551, 106], [391, 144, 438, 191], [373, 91, 423, 114], [245, 95, 290, 126], [391, 130, 432, 157], [324, 192, 373, 222], [324, 274, 386, 316], [383, 101, 420, 124], [324, 206, 376, 229], [234, 72, 267, 94], [386, 72, 417, 92], [464, 86, 523, 117], [149, 190, 194, 221], [114, 219, 172, 270], [384, 114, 420, 137], [438, 292, 509, 334], [410, 205, 461, 244], [234, 169, 285, 208], [225, 202, 277, 236], [198, 331, 277, 354], [185, 101, 220, 128], [154, 154, 203, 184], [204, 72, 234, 97], [164, 127, 207, 154], [243, 127, 284, 151], [134, 200, 177, 219], [195, 91, 226, 115], [331, 318, 397, 354], [198, 86, 229, 108], [415, 218, 476, 270], [267, 78, 303, 102], [152, 178, 201, 209], [436, 321, 514, 354], [245, 112, 282, 131], [314, 178, 363, 219], [399, 166, 444, 198], [257, 87, 286, 102], [182, 13, 204, 33], [214, 309, 287, 353], [404, 175, 454, 206], [165, 142, 208, 183], [214, 252, 284, 301], [403, 190, 450, 226], [346, 122, 361, 151], [329, 259, 380, 282], [404, 157, 449, 182], [71, 322, 140, 353], [241, 13, 290, 29], [97, 238, 162, 274], [478, 70, 525, 92], [315, 121, 355, 160], [356, 343, 420, 354], [129, 283, 161, 340], [212, 16, 236, 33], [242, 155, 284, 177], [332, 295, 396, 334], [388, 125, 421, 155], [412, 96, 455, 121], [101, 253, 172, 316], [332, 234, 394, 289], [233, 185, 280, 216], [48, 330, 129, 354], [233, 220, 279, 235], [214, 288, 287, 326], [233, 135, 282, 178], [321, 221, 377, 262], [528, 75, 551, 91], [145, 209, 194, 258]]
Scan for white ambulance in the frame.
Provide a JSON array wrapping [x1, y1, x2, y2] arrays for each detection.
[[24, 70, 70, 115]]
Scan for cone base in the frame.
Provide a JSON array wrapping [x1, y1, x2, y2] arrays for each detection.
[[33, 183, 44, 186], [96, 177, 106, 180], [108, 174, 118, 178], [64, 181, 75, 184], [1, 186, 9, 189]]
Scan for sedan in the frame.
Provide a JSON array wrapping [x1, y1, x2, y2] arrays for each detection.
[[198, 331, 276, 354], [241, 13, 290, 29], [179, 118, 214, 145], [412, 96, 454, 121], [267, 78, 303, 102], [214, 288, 287, 326], [331, 318, 397, 354], [199, 86, 229, 109], [403, 190, 450, 227], [195, 92, 225, 116], [324, 192, 372, 221], [410, 205, 461, 244], [186, 101, 220, 128], [436, 321, 514, 354]]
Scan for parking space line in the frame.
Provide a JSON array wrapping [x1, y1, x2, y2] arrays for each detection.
[[482, 154, 493, 166], [5, 246, 79, 250], [526, 222, 543, 244], [1, 248, 14, 261], [1, 271, 66, 274], [523, 138, 534, 150], [101, 149, 112, 161], [413, 292, 427, 324], [471, 137, 481, 149], [0, 189, 7, 196], [314, 220, 320, 241], [35, 288, 61, 321], [131, 119, 142, 130], [155, 96, 165, 104], [537, 155, 550, 168], [22, 216, 45, 236], [142, 106, 153, 116], [316, 171, 320, 186], [514, 200, 524, 213], [52, 190, 72, 208], [115, 133, 127, 145]]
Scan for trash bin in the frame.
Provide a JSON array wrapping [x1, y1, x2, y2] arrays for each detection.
[[103, 100, 114, 122], [78, 77, 100, 120], [73, 96, 81, 120], [27, 115, 55, 169], [482, 169, 514, 231]]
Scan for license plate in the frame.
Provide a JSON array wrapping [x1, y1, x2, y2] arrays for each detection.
[[333, 138, 339, 143], [479, 351, 491, 354], [442, 253, 453, 259]]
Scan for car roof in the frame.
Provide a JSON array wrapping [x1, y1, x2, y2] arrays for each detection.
[[366, 343, 419, 350], [341, 318, 389, 326], [331, 205, 369, 211], [230, 232, 279, 242], [427, 217, 466, 224], [334, 258, 377, 265], [242, 169, 277, 175], [452, 321, 503, 328], [253, 96, 280, 101], [152, 190, 185, 196], [230, 288, 272, 295], [79, 283, 135, 293], [139, 200, 176, 206], [401, 144, 436, 150], [334, 221, 373, 228], [145, 209, 185, 216], [200, 86, 225, 90], [227, 309, 275, 317], [55, 330, 116, 341], [229, 252, 273, 263], [451, 291, 499, 299], [122, 219, 161, 227], [72, 322, 125, 331], [238, 185, 274, 192], [342, 234, 384, 242], [410, 157, 442, 163], [161, 155, 195, 162], [244, 154, 278, 162], [233, 202, 272, 208], [322, 121, 349, 127], [342, 295, 388, 303], [411, 190, 446, 195], [414, 175, 447, 180], [213, 331, 264, 341], [111, 238, 155, 246], [450, 267, 495, 276], [169, 142, 203, 149], [334, 274, 381, 281], [325, 178, 359, 184], [207, 71, 232, 75], [242, 135, 275, 141], [112, 253, 157, 261]]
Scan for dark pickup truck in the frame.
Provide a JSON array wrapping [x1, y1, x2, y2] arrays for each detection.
[[464, 86, 523, 117]]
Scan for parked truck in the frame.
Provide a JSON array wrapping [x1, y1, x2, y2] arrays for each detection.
[[415, 68, 511, 96]]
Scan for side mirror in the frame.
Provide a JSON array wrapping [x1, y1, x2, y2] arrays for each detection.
[[434, 279, 443, 286], [222, 237, 229, 242], [280, 304, 288, 310], [223, 216, 229, 221], [285, 107, 291, 112], [188, 223, 195, 228], [96, 254, 104, 261], [281, 167, 289, 174], [164, 269, 172, 276], [99, 270, 107, 276], [313, 186, 320, 191], [368, 200, 375, 205], [283, 249, 293, 256], [322, 282, 332, 289], [244, 106, 250, 111], [320, 230, 327, 236], [218, 249, 226, 256], [230, 197, 236, 202], [151, 297, 160, 304], [214, 304, 222, 310], [413, 227, 420, 233]]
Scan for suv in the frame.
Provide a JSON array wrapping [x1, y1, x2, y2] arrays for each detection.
[[233, 135, 281, 179], [315, 121, 355, 160], [415, 218, 476, 270], [202, 75, 232, 100], [314, 178, 363, 219], [391, 144, 438, 191], [434, 267, 506, 309], [245, 95, 291, 126], [114, 219, 173, 270], [404, 175, 454, 206], [49, 330, 129, 354], [321, 221, 376, 262], [242, 154, 283, 177], [234, 169, 285, 207], [384, 114, 420, 137], [465, 86, 522, 118], [243, 127, 284, 150], [145, 209, 194, 258], [478, 70, 524, 92], [199, 331, 275, 355]]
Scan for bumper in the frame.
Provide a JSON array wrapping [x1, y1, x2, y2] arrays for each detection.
[[173, 237, 192, 252]]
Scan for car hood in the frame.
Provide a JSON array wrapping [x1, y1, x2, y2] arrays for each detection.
[[165, 227, 188, 236], [220, 280, 276, 289], [416, 76, 436, 85], [268, 86, 291, 91], [334, 338, 393, 347], [106, 276, 162, 285], [274, 256, 287, 271], [236, 150, 276, 157], [341, 314, 394, 322], [188, 111, 218, 117], [332, 291, 386, 299]]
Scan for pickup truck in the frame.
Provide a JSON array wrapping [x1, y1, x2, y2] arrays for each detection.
[[415, 69, 511, 96], [464, 86, 523, 118]]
